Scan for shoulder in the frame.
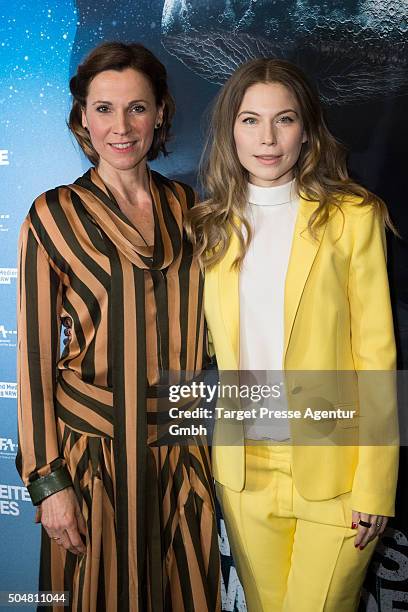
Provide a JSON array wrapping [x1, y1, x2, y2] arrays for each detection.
[[328, 194, 386, 253], [337, 193, 378, 216], [151, 170, 197, 209], [325, 194, 385, 234], [338, 198, 386, 245], [28, 185, 75, 222], [25, 185, 79, 252]]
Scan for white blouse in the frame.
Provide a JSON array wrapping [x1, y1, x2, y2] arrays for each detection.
[[239, 179, 299, 440]]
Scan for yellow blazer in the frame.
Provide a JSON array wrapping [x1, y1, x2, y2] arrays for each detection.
[[205, 195, 398, 517]]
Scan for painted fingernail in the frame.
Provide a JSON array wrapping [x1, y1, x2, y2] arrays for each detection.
[[352, 522, 357, 529], [359, 546, 364, 550]]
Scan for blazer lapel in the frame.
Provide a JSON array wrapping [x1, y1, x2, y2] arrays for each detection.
[[284, 196, 326, 362], [216, 197, 327, 369], [218, 230, 240, 369]]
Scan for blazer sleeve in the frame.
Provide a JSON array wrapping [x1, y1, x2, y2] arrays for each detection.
[[16, 218, 72, 505], [347, 205, 399, 516]]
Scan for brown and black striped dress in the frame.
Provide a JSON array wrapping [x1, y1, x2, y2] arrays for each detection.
[[16, 168, 221, 612]]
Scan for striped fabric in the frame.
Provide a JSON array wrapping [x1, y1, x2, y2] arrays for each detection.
[[16, 168, 221, 611]]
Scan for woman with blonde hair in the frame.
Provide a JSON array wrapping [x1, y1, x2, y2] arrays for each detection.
[[187, 58, 398, 610]]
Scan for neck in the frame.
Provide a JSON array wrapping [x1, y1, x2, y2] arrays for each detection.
[[247, 178, 298, 206], [97, 159, 150, 205]]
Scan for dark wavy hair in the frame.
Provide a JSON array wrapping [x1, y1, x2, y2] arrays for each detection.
[[68, 41, 175, 164]]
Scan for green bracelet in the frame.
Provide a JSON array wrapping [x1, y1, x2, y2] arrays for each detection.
[[27, 466, 72, 506]]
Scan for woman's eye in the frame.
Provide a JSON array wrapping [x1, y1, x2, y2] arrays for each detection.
[[242, 117, 257, 125], [96, 105, 110, 113], [131, 105, 146, 113], [277, 115, 294, 124]]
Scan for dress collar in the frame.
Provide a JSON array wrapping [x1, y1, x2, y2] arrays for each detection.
[[68, 166, 183, 270]]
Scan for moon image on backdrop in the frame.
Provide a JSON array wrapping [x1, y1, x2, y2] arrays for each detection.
[[161, 0, 408, 104]]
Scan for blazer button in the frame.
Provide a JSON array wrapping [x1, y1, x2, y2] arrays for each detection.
[[292, 386, 302, 394]]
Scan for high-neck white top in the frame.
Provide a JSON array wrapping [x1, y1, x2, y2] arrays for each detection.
[[239, 179, 299, 440]]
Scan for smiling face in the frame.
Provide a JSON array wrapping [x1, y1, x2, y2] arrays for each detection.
[[81, 67, 163, 176], [233, 81, 307, 187]]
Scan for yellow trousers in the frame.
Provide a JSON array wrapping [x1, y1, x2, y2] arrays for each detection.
[[216, 444, 377, 611]]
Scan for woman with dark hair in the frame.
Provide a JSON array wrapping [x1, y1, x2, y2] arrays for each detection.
[[16, 41, 220, 612], [187, 58, 398, 610]]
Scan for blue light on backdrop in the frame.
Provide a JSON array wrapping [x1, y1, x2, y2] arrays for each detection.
[[1, 2, 408, 610]]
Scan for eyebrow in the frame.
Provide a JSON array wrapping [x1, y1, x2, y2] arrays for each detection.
[[237, 108, 299, 118], [91, 99, 149, 106]]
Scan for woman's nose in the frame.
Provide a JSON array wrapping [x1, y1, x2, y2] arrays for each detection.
[[113, 111, 131, 135], [262, 123, 277, 145]]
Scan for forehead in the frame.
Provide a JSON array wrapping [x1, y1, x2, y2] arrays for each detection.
[[87, 68, 155, 100], [239, 81, 299, 112]]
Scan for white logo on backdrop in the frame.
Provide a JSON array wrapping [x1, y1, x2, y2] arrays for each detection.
[[0, 325, 17, 348], [0, 382, 17, 398], [361, 528, 408, 608], [0, 269, 17, 284], [219, 519, 248, 611], [0, 213, 10, 233], [0, 437, 18, 459], [0, 150, 9, 166], [0, 483, 30, 517]]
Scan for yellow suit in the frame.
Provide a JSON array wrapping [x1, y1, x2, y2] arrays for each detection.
[[204, 195, 398, 610], [205, 195, 398, 511]]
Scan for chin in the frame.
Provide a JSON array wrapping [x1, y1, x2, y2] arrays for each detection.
[[252, 170, 281, 182], [259, 167, 292, 181], [107, 156, 145, 171]]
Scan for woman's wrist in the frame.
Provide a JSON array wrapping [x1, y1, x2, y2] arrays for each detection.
[[27, 465, 73, 506]]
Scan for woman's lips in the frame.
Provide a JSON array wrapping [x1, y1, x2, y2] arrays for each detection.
[[109, 141, 137, 152], [254, 155, 282, 166]]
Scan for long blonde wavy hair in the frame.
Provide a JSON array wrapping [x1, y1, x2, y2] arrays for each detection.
[[186, 58, 395, 269]]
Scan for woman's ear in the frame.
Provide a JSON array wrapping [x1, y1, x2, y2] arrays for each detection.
[[81, 108, 88, 130], [302, 130, 308, 144], [156, 103, 164, 128]]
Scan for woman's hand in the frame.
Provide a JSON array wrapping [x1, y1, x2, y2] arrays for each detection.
[[352, 510, 388, 549], [36, 487, 87, 555]]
